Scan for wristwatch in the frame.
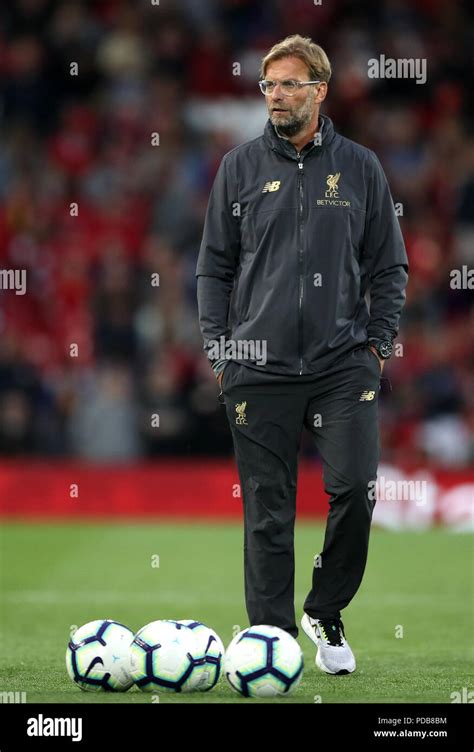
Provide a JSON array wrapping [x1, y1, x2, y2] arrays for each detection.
[[368, 338, 393, 359]]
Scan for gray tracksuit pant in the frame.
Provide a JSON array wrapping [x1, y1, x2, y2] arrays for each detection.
[[220, 345, 382, 638]]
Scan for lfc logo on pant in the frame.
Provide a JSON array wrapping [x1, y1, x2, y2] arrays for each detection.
[[235, 401, 248, 425]]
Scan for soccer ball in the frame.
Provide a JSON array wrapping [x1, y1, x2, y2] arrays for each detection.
[[66, 619, 134, 692], [129, 620, 205, 693], [224, 625, 304, 698], [177, 620, 224, 690]]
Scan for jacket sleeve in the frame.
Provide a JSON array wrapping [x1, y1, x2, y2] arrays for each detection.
[[363, 151, 409, 342], [196, 154, 241, 370]]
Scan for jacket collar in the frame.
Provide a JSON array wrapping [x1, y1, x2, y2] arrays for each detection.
[[263, 114, 335, 160]]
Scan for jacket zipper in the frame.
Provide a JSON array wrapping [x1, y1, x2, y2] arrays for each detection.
[[297, 154, 304, 375]]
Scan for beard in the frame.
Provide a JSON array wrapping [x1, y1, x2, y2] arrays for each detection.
[[269, 93, 315, 138]]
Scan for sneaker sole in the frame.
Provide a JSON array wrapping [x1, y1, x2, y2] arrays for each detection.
[[301, 613, 318, 646], [301, 614, 355, 676]]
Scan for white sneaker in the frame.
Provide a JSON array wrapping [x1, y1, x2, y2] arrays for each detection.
[[301, 613, 356, 675]]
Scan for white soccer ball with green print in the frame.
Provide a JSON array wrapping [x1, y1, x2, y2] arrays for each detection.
[[176, 620, 225, 690], [66, 619, 134, 692], [224, 624, 304, 697], [129, 620, 205, 692]]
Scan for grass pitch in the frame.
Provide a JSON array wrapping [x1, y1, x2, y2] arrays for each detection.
[[0, 521, 472, 704]]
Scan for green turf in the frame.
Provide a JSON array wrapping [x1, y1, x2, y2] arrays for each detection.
[[0, 521, 472, 703]]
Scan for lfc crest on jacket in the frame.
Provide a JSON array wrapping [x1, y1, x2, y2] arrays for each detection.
[[317, 172, 351, 207]]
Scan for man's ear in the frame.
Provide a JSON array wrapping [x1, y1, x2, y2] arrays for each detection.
[[316, 82, 328, 103]]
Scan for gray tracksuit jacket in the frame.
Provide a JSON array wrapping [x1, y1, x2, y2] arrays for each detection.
[[196, 115, 408, 376]]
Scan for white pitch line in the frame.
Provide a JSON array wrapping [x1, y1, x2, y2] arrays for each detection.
[[2, 590, 462, 608], [2, 590, 241, 606]]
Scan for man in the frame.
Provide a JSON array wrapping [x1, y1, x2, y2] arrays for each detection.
[[196, 35, 408, 674]]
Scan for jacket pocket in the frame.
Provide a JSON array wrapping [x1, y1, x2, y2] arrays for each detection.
[[221, 360, 234, 392], [365, 346, 383, 374]]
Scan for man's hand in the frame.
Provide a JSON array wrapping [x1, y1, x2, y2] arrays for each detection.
[[368, 345, 384, 373]]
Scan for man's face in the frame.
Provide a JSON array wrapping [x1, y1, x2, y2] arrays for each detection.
[[264, 56, 322, 138]]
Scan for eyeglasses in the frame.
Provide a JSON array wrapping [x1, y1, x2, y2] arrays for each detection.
[[258, 79, 322, 96]]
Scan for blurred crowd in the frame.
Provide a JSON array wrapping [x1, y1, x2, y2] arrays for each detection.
[[0, 0, 473, 466]]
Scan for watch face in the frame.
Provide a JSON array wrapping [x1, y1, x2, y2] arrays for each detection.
[[379, 341, 393, 359]]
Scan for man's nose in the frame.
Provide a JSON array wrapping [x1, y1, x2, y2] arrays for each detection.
[[270, 83, 284, 99]]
